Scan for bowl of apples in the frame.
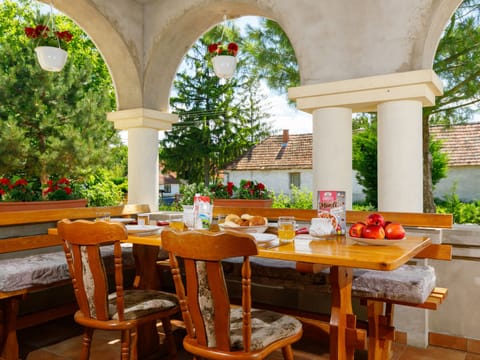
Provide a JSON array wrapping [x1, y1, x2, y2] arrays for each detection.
[[348, 213, 406, 245]]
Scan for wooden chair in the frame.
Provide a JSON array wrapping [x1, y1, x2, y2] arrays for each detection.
[[57, 219, 179, 360], [161, 228, 303, 360]]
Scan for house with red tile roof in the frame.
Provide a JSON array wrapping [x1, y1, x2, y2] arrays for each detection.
[[223, 124, 480, 203], [430, 122, 480, 202]]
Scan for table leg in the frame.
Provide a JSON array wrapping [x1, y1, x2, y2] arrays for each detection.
[[132, 244, 161, 358], [329, 266, 356, 360]]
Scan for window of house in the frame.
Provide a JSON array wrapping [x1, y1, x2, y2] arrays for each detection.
[[162, 184, 172, 194], [289, 172, 301, 188]]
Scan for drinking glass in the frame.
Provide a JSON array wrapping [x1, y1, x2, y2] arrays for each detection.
[[277, 216, 296, 243], [95, 211, 110, 222], [182, 205, 195, 229], [169, 215, 185, 231], [137, 213, 149, 226]]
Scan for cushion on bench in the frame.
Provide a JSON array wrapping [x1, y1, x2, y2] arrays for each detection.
[[0, 244, 135, 292], [222, 257, 329, 290], [352, 265, 436, 304], [223, 258, 436, 305]]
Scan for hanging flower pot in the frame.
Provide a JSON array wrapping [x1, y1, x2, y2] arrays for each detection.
[[212, 55, 237, 79], [207, 42, 239, 79], [34, 46, 68, 72], [25, 20, 73, 72]]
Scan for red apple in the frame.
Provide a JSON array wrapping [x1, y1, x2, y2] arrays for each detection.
[[348, 222, 366, 238], [366, 213, 385, 227], [384, 222, 406, 239], [362, 224, 385, 239]]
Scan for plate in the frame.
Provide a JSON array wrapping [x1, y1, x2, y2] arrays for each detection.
[[110, 218, 136, 224], [125, 225, 162, 236], [251, 233, 276, 243], [348, 236, 406, 246], [219, 224, 268, 233]]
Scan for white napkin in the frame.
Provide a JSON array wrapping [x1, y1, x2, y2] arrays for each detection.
[[309, 218, 334, 237]]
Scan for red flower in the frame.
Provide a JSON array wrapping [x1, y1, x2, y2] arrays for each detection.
[[207, 42, 239, 57], [24, 25, 73, 47], [208, 43, 219, 53], [55, 31, 73, 42], [14, 178, 28, 187], [227, 42, 238, 56]]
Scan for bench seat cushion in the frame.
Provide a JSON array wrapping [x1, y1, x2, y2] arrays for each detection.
[[222, 257, 329, 290], [0, 244, 135, 293], [352, 264, 436, 304], [223, 258, 436, 305]]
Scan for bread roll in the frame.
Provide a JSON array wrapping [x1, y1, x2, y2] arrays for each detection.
[[249, 216, 266, 226], [241, 214, 253, 220], [225, 214, 240, 223]]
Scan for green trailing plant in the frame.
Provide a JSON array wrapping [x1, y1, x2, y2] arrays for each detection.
[[272, 185, 313, 209]]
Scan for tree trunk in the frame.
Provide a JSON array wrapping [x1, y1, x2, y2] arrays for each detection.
[[423, 114, 436, 213]]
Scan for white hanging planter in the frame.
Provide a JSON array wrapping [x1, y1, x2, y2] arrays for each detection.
[[212, 55, 237, 79], [34, 46, 68, 72]]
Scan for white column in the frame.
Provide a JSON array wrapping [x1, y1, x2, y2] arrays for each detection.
[[127, 128, 160, 211], [378, 100, 427, 348], [312, 107, 353, 209], [107, 108, 178, 211], [377, 100, 423, 212]]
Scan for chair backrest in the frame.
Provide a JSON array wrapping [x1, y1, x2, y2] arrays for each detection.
[[57, 219, 128, 322], [161, 229, 258, 352]]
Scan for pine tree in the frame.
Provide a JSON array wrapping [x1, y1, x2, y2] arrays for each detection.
[[160, 27, 271, 185], [0, 0, 119, 190]]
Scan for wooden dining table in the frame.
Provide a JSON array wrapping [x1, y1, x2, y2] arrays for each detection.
[[125, 231, 432, 360]]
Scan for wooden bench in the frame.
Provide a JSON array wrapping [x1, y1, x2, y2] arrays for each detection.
[[0, 204, 150, 360], [213, 207, 453, 359]]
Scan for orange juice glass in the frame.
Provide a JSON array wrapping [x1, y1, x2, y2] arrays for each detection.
[[278, 216, 296, 243]]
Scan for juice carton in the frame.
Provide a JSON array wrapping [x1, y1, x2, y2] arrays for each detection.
[[317, 191, 346, 235]]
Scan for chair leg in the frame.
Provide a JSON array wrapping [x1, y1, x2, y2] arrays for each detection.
[[130, 328, 138, 360], [80, 328, 94, 360], [281, 345, 294, 360], [121, 329, 132, 360], [161, 317, 177, 359]]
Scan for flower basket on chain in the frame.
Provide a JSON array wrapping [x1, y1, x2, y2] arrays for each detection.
[[24, 5, 73, 72], [207, 42, 238, 79]]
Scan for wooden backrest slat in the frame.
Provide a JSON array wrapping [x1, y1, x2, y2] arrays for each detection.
[[0, 234, 61, 254], [0, 204, 150, 226], [212, 207, 453, 228], [413, 244, 452, 260]]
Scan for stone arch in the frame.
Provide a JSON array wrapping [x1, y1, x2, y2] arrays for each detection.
[[143, 1, 284, 111], [417, 0, 463, 69], [43, 0, 143, 110]]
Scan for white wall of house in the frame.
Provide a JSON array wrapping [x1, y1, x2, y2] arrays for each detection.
[[227, 167, 480, 205], [433, 166, 480, 202], [225, 170, 366, 203]]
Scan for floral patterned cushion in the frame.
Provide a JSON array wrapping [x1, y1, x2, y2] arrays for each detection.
[[194, 260, 302, 351], [0, 244, 135, 292], [108, 290, 178, 320], [230, 307, 302, 351]]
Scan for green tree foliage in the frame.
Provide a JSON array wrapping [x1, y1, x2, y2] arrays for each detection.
[[352, 115, 449, 207], [423, 0, 480, 212], [272, 185, 313, 209], [0, 0, 119, 190], [160, 26, 272, 186], [243, 19, 299, 93]]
